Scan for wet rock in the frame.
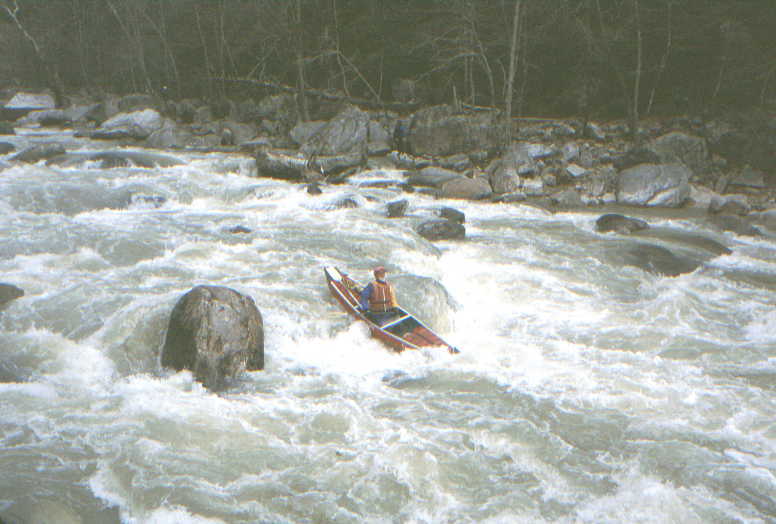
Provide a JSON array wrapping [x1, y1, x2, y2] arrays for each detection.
[[130, 194, 167, 208], [616, 163, 691, 207], [162, 285, 264, 391], [708, 196, 750, 216], [0, 122, 14, 135], [254, 148, 306, 180], [310, 151, 365, 176], [596, 214, 649, 234], [388, 150, 432, 170], [707, 214, 760, 236], [11, 143, 66, 163], [621, 243, 701, 276], [46, 151, 182, 168], [439, 207, 465, 224], [437, 153, 473, 172], [0, 142, 15, 154], [387, 199, 409, 218], [226, 225, 252, 234], [306, 183, 323, 195], [551, 188, 584, 207], [416, 219, 466, 241], [0, 283, 24, 309], [407, 166, 462, 188], [489, 142, 538, 194], [440, 176, 492, 200]]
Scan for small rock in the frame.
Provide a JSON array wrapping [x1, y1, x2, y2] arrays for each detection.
[[596, 214, 649, 234], [439, 207, 465, 224], [387, 199, 409, 218]]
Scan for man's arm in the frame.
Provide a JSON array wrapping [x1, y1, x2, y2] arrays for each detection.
[[359, 283, 372, 312]]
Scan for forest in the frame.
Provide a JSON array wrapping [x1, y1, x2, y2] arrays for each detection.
[[2, 0, 775, 123]]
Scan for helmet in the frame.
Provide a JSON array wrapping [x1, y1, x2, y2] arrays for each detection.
[[373, 266, 386, 276]]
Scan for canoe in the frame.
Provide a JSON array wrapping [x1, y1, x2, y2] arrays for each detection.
[[324, 266, 459, 354]]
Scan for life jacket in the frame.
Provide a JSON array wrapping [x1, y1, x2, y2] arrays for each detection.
[[368, 280, 396, 312]]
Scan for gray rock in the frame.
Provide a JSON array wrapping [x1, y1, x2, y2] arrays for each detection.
[[439, 207, 465, 224], [596, 214, 649, 234], [290, 121, 327, 145], [0, 283, 24, 309], [730, 166, 766, 189], [621, 243, 701, 276], [650, 131, 709, 176], [440, 176, 492, 200], [437, 153, 472, 172], [5, 92, 55, 110], [0, 142, 14, 154], [707, 215, 760, 236], [162, 285, 264, 391], [12, 143, 66, 163], [94, 109, 163, 140], [407, 166, 462, 188], [406, 104, 499, 156], [416, 219, 466, 241], [301, 105, 369, 157], [388, 151, 432, 170], [46, 151, 183, 169], [616, 163, 691, 207], [708, 196, 750, 216], [0, 122, 14, 135], [387, 199, 409, 218], [613, 147, 661, 171]]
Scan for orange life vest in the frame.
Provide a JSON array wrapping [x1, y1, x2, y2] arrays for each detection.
[[368, 280, 397, 312]]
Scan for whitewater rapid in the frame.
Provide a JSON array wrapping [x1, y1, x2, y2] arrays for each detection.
[[0, 130, 774, 523]]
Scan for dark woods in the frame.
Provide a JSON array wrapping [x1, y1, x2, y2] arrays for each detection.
[[2, 0, 775, 121]]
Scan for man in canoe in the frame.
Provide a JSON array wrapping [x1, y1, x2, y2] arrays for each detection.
[[358, 266, 400, 325]]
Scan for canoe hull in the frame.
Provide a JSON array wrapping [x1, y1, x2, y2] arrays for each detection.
[[324, 266, 458, 354]]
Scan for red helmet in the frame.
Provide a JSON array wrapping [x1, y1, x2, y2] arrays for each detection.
[[373, 266, 386, 276]]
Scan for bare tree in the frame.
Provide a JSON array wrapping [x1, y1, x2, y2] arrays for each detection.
[[1, 0, 65, 104], [503, 0, 522, 145]]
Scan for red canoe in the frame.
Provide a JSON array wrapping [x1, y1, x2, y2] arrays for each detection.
[[324, 266, 459, 354]]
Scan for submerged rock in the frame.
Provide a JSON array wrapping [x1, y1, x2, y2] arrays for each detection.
[[47, 150, 183, 168], [621, 243, 701, 276], [162, 285, 264, 390], [11, 143, 66, 163], [596, 214, 649, 234]]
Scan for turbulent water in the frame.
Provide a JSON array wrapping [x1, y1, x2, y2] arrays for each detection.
[[1, 129, 774, 524]]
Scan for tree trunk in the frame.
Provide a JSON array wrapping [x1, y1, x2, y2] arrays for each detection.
[[630, 0, 642, 140], [2, 1, 66, 105], [503, 0, 522, 146], [295, 0, 310, 122]]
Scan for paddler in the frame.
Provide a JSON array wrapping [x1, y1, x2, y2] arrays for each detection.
[[358, 266, 399, 325]]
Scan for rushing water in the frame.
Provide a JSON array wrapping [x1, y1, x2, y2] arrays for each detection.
[[0, 129, 774, 524]]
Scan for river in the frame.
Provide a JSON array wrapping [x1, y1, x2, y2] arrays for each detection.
[[1, 129, 774, 523]]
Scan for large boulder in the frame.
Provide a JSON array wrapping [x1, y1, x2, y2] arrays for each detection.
[[440, 176, 492, 200], [406, 104, 499, 156], [416, 219, 466, 241], [0, 283, 24, 309], [161, 285, 264, 390], [93, 109, 163, 140], [649, 131, 709, 177], [301, 105, 369, 157], [616, 163, 691, 207], [5, 92, 55, 110]]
